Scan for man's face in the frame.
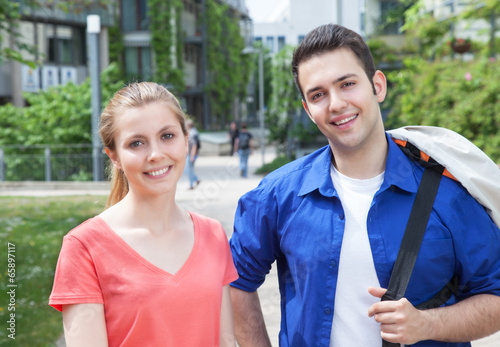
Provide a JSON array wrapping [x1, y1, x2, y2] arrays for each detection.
[[298, 48, 387, 156]]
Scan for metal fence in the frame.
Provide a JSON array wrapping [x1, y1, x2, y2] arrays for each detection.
[[0, 144, 106, 182]]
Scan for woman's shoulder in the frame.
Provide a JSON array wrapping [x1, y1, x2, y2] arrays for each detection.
[[188, 211, 227, 240], [65, 216, 107, 242]]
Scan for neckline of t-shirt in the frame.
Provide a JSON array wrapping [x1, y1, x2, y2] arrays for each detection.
[[94, 211, 200, 282], [330, 164, 385, 192]]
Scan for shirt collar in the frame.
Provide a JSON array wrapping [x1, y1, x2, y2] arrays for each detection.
[[383, 133, 419, 194], [297, 133, 419, 197], [298, 145, 336, 197]]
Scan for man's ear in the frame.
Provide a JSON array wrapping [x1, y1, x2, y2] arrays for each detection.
[[105, 147, 121, 170], [373, 70, 387, 103], [302, 100, 316, 124]]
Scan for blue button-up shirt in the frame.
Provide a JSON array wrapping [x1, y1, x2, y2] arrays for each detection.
[[230, 134, 500, 347]]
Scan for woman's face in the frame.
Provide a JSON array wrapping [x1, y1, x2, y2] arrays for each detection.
[[106, 102, 189, 197]]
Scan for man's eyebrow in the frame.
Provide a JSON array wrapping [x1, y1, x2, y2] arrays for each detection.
[[305, 73, 359, 96], [335, 73, 358, 83]]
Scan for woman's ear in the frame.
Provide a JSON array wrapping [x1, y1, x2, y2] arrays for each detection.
[[105, 147, 121, 170], [373, 70, 387, 103]]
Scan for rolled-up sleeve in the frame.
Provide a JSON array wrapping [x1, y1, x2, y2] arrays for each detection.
[[230, 183, 281, 292], [445, 184, 500, 299]]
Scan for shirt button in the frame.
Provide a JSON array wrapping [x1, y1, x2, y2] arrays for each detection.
[[330, 260, 337, 267], [324, 307, 332, 315], [339, 213, 344, 220]]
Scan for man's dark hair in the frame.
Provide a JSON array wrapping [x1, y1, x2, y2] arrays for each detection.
[[292, 24, 377, 99]]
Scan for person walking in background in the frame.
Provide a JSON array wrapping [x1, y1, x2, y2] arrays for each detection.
[[186, 119, 201, 189], [49, 82, 238, 346], [228, 121, 239, 156], [229, 24, 500, 346], [234, 122, 253, 178]]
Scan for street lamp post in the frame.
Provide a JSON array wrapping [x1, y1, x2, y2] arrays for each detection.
[[242, 47, 265, 166], [87, 15, 102, 181]]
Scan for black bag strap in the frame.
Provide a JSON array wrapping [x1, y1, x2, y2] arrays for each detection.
[[381, 165, 443, 347]]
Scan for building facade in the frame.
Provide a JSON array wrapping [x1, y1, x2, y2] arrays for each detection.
[[120, 0, 252, 129], [0, 2, 113, 107]]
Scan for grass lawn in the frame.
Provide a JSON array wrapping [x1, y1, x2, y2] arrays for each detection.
[[0, 195, 107, 346]]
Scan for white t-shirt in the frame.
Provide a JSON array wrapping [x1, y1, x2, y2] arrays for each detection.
[[330, 165, 385, 347]]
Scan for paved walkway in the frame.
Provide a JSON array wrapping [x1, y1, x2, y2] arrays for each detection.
[[2, 149, 499, 346]]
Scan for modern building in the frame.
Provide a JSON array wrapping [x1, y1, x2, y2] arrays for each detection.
[[252, 0, 364, 54], [0, 2, 114, 107], [253, 0, 495, 55]]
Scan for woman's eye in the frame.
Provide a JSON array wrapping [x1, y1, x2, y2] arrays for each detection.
[[130, 140, 143, 148], [162, 133, 174, 140]]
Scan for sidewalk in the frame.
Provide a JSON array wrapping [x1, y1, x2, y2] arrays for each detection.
[[2, 148, 499, 346]]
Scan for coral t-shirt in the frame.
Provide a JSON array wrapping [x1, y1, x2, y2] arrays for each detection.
[[49, 211, 238, 346]]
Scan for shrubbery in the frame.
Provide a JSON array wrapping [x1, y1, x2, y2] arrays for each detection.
[[383, 57, 500, 163], [0, 63, 124, 180]]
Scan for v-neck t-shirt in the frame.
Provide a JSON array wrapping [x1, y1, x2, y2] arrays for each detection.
[[49, 211, 238, 346]]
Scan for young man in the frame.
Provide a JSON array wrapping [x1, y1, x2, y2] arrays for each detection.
[[229, 24, 500, 346], [186, 120, 201, 189], [234, 122, 253, 178]]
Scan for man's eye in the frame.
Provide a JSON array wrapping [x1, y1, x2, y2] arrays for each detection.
[[342, 82, 355, 88], [312, 92, 324, 100]]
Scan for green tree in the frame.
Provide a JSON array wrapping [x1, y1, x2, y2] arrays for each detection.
[[385, 57, 500, 163], [149, 0, 184, 91], [205, 0, 251, 128], [265, 45, 324, 159], [460, 0, 500, 57], [0, 0, 111, 66], [0, 0, 37, 67], [0, 63, 123, 146]]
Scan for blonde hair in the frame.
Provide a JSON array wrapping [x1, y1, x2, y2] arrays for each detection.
[[99, 82, 188, 208]]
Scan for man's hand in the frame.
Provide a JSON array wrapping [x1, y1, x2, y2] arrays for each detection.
[[368, 287, 432, 345]]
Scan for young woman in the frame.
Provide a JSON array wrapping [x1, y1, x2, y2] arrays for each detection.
[[49, 82, 238, 346]]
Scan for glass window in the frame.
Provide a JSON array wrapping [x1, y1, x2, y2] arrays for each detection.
[[125, 47, 140, 78], [298, 35, 305, 44], [278, 36, 285, 52], [139, 0, 150, 30], [122, 0, 138, 31], [47, 25, 83, 64], [380, 0, 402, 35], [124, 47, 152, 81], [266, 36, 274, 53], [141, 47, 152, 79]]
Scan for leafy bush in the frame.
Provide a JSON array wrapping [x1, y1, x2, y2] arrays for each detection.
[[0, 64, 124, 180], [0, 63, 123, 147], [384, 57, 500, 163]]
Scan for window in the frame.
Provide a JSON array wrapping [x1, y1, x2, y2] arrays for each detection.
[[47, 25, 85, 65], [124, 47, 152, 81], [254, 36, 262, 44], [278, 36, 285, 52], [298, 35, 305, 44], [122, 0, 149, 31], [266, 36, 274, 53], [380, 1, 402, 35]]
